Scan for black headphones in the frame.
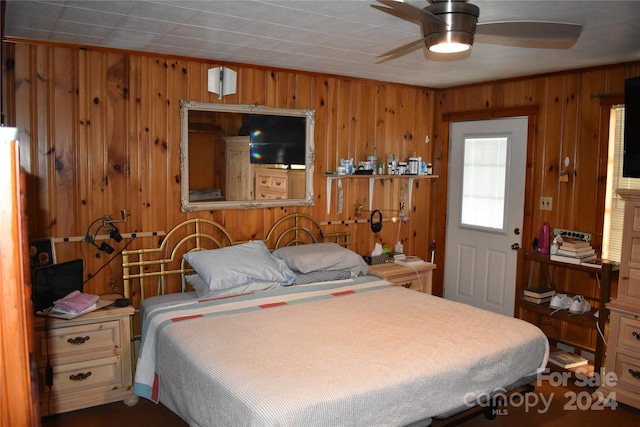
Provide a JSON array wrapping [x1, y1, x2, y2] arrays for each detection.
[[370, 210, 382, 233]]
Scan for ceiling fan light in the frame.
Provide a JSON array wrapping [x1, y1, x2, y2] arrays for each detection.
[[429, 41, 470, 53], [425, 31, 473, 54]]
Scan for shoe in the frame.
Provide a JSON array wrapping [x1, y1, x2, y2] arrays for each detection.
[[569, 295, 591, 315], [549, 293, 571, 311]]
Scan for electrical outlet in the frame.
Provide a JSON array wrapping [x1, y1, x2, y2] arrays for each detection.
[[540, 196, 552, 211]]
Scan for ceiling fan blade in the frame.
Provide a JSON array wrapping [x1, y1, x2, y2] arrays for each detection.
[[371, 4, 420, 25], [376, 38, 426, 63], [375, 0, 447, 27], [475, 21, 582, 49]]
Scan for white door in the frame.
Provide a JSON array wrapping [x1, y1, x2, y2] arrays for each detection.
[[444, 117, 528, 316]]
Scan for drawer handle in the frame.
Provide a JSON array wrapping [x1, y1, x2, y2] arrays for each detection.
[[69, 372, 92, 381], [261, 179, 267, 184], [629, 369, 640, 380], [68, 336, 90, 345], [633, 331, 640, 340], [275, 181, 282, 186], [402, 282, 412, 289]]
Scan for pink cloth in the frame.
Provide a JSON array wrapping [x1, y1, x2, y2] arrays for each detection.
[[54, 290, 99, 313]]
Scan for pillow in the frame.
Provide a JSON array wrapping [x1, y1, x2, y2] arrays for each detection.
[[291, 269, 353, 286], [272, 243, 369, 275], [183, 241, 295, 292], [185, 274, 282, 298]]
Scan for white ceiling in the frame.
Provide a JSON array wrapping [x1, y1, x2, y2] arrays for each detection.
[[4, 0, 640, 88]]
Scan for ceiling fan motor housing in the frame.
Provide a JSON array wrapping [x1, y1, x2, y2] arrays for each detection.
[[422, 0, 479, 49]]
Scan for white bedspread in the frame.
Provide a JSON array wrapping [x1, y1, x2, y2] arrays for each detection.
[[134, 277, 548, 427]]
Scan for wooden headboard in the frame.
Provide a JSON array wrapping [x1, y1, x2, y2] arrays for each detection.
[[122, 213, 349, 305]]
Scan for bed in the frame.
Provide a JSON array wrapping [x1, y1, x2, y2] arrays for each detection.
[[123, 213, 549, 427]]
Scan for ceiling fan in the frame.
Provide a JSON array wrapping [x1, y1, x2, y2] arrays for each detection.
[[372, 0, 582, 62]]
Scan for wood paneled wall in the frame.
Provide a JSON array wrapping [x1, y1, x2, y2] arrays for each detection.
[[437, 65, 640, 260], [4, 41, 438, 297], [436, 63, 640, 349], [4, 39, 640, 302]]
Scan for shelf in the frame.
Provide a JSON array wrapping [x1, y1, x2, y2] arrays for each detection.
[[325, 174, 439, 214], [515, 249, 617, 374], [524, 251, 619, 273], [519, 299, 599, 328]]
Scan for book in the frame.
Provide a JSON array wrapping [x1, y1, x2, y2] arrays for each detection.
[[580, 258, 621, 270], [523, 286, 556, 298], [37, 299, 113, 319], [559, 240, 591, 250], [394, 256, 426, 267], [522, 295, 553, 304], [557, 248, 596, 257], [548, 348, 589, 369], [550, 254, 583, 264]]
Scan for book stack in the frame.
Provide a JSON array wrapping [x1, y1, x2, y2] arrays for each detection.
[[522, 286, 556, 304], [550, 240, 597, 265]]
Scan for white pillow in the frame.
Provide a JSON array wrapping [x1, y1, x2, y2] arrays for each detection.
[[272, 242, 368, 275], [183, 241, 295, 292], [185, 274, 282, 298]]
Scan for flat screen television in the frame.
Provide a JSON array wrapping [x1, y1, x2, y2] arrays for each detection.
[[247, 115, 306, 166], [623, 76, 640, 178], [32, 259, 84, 312]]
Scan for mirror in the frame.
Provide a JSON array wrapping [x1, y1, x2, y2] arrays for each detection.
[[179, 100, 315, 211]]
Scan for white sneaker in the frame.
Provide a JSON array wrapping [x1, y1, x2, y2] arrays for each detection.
[[569, 295, 591, 315], [549, 294, 571, 310]]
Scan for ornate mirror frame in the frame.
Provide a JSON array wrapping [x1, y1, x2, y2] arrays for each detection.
[[179, 100, 315, 211]]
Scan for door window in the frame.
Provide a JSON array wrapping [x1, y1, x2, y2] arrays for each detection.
[[461, 135, 510, 232]]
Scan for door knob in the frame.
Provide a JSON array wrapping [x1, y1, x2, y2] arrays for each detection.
[[514, 228, 521, 235], [511, 243, 520, 250]]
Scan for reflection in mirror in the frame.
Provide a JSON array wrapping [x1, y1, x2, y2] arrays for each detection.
[[180, 101, 315, 211]]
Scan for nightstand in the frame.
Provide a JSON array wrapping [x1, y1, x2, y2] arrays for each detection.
[[368, 262, 436, 294], [33, 304, 138, 415]]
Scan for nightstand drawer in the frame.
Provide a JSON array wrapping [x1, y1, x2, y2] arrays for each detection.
[[388, 273, 423, 292], [612, 352, 640, 391], [618, 316, 640, 352], [39, 355, 122, 395], [36, 320, 121, 365]]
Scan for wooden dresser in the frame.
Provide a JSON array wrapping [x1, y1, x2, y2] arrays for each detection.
[[34, 304, 138, 415], [255, 168, 288, 200], [368, 262, 436, 294], [255, 168, 305, 200], [598, 189, 640, 409]]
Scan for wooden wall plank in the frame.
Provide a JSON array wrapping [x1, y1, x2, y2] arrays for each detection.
[[13, 45, 40, 237]]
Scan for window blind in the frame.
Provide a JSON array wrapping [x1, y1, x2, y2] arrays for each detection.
[[603, 106, 640, 262]]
